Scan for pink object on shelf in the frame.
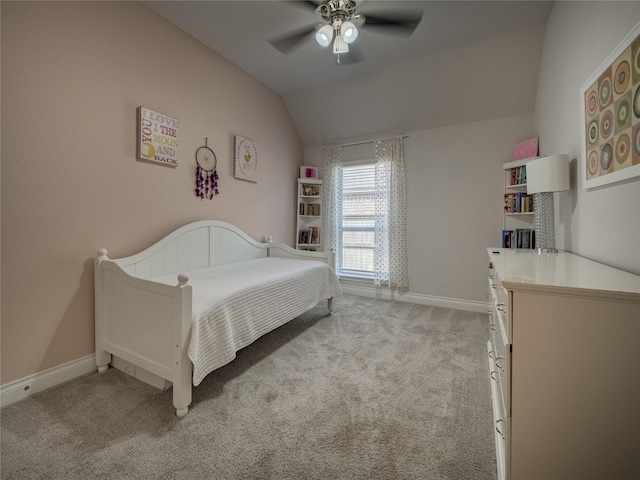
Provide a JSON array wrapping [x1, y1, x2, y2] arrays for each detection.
[[512, 137, 539, 160]]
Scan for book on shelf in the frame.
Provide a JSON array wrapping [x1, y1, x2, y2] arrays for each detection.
[[299, 203, 321, 216], [298, 227, 320, 245], [309, 227, 320, 244], [504, 192, 533, 213], [502, 229, 536, 249], [509, 166, 527, 186]]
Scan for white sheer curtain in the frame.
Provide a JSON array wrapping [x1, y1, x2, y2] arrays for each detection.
[[374, 136, 409, 288], [322, 137, 408, 288], [322, 144, 342, 255]]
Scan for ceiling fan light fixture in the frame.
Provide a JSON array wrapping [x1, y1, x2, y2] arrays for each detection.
[[333, 35, 349, 54], [341, 21, 358, 44], [315, 24, 334, 47]]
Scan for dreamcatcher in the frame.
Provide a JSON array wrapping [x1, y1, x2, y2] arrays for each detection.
[[195, 138, 219, 199]]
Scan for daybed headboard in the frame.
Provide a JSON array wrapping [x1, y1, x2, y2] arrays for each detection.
[[109, 221, 267, 279]]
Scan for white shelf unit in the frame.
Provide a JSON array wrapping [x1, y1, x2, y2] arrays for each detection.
[[502, 158, 536, 249], [296, 178, 322, 250]]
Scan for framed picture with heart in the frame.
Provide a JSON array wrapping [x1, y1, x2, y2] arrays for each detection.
[[234, 135, 258, 182]]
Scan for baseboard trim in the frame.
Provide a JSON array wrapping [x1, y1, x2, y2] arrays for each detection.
[[0, 354, 96, 408], [341, 284, 490, 313]]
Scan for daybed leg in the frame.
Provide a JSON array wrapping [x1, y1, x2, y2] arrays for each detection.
[[328, 297, 334, 314], [95, 249, 111, 374], [176, 406, 189, 417], [174, 273, 193, 417], [173, 370, 192, 417], [96, 351, 111, 373]]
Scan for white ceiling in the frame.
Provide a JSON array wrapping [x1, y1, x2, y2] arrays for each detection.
[[144, 1, 554, 147]]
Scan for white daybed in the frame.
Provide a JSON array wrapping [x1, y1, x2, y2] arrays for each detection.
[[94, 220, 341, 416]]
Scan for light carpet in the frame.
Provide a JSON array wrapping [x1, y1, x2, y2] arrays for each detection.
[[1, 295, 497, 479]]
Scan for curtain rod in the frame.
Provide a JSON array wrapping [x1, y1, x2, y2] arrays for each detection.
[[340, 134, 409, 148]]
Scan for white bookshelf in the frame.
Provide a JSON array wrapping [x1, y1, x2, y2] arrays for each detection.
[[296, 178, 322, 250]]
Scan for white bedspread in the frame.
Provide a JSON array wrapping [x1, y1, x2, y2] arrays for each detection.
[[153, 257, 341, 385]]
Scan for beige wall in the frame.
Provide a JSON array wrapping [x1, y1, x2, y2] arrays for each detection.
[[404, 115, 534, 301], [535, 1, 640, 274], [304, 114, 534, 303], [1, 1, 302, 384]]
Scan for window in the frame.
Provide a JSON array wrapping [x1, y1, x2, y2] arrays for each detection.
[[339, 163, 375, 278], [323, 137, 408, 287]]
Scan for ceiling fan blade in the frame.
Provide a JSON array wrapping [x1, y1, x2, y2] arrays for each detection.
[[269, 25, 317, 54], [350, 14, 365, 28], [284, 1, 322, 13], [361, 11, 423, 36]]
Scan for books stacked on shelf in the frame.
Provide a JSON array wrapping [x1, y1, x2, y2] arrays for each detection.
[[298, 203, 321, 216], [504, 192, 533, 213], [298, 227, 320, 245], [509, 166, 527, 185], [502, 229, 535, 249]]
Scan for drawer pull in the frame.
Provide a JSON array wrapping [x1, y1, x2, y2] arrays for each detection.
[[489, 351, 503, 361], [496, 419, 506, 439], [497, 306, 506, 313]]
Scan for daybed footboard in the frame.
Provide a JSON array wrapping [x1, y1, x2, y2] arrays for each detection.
[[95, 249, 193, 416]]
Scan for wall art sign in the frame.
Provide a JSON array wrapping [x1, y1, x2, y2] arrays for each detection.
[[137, 107, 179, 166], [234, 135, 258, 182], [580, 21, 640, 189]]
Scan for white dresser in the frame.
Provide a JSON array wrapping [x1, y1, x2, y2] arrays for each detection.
[[486, 248, 640, 480]]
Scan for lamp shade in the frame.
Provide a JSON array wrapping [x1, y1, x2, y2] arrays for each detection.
[[526, 154, 570, 194], [333, 35, 349, 54], [342, 21, 358, 43], [315, 24, 334, 47]]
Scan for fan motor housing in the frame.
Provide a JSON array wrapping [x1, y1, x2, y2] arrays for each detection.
[[315, 0, 357, 23]]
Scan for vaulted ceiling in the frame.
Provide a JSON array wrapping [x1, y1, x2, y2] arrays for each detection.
[[144, 1, 554, 147]]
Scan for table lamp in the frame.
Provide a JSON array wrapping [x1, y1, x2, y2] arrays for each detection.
[[526, 154, 570, 253]]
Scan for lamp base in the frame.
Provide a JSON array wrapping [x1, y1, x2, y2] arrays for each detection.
[[533, 192, 556, 251]]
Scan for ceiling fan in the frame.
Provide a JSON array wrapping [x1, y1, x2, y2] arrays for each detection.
[[269, 0, 423, 64]]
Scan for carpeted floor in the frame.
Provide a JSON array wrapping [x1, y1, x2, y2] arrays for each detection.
[[0, 295, 497, 480]]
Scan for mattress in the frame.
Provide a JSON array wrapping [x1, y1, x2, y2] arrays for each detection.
[[153, 256, 342, 385]]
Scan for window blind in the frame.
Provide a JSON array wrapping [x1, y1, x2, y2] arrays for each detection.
[[341, 164, 376, 276]]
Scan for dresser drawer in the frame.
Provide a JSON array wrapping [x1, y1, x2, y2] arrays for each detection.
[[488, 266, 512, 416], [488, 340, 510, 480], [490, 286, 509, 340], [490, 326, 509, 415]]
